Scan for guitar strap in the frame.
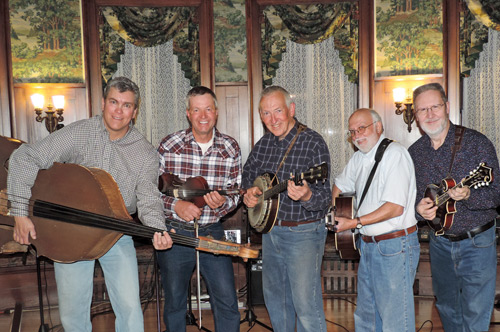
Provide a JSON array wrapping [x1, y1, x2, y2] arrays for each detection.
[[447, 125, 465, 176], [274, 122, 307, 177], [357, 138, 393, 213]]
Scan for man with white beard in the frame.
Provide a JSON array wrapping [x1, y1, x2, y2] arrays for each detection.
[[333, 108, 419, 332]]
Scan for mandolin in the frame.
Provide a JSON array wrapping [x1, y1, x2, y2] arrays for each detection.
[[424, 163, 493, 235], [247, 163, 328, 233]]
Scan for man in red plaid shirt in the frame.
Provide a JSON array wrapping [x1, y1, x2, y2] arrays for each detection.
[[157, 86, 242, 332]]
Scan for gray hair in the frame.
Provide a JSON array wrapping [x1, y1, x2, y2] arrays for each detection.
[[103, 77, 141, 109], [185, 86, 218, 110], [413, 83, 448, 104], [259, 86, 292, 109]]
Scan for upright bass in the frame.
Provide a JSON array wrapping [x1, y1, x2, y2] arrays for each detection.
[[0, 136, 258, 262]]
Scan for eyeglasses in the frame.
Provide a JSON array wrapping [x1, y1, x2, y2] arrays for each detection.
[[415, 104, 444, 115], [347, 121, 376, 137]]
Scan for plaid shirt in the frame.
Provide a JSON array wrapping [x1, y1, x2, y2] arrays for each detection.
[[7, 115, 167, 230], [242, 120, 331, 221], [158, 128, 242, 225]]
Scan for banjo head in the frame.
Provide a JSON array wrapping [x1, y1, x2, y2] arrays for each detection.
[[248, 174, 274, 232]]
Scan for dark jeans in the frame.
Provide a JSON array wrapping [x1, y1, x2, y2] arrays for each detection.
[[157, 222, 240, 332]]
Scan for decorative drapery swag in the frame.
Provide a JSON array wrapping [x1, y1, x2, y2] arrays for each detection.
[[99, 6, 200, 86], [261, 2, 359, 86], [461, 0, 500, 76]]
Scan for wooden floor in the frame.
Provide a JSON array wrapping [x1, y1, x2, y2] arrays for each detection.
[[3, 296, 500, 332]]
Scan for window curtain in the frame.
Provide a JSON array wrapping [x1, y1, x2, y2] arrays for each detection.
[[272, 38, 357, 181], [460, 0, 500, 76], [462, 0, 500, 157], [100, 6, 200, 86], [261, 3, 358, 86], [114, 40, 191, 146], [462, 28, 500, 159]]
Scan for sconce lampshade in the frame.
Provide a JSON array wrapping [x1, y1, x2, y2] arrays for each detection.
[[31, 94, 45, 109], [393, 88, 406, 103], [52, 95, 65, 109]]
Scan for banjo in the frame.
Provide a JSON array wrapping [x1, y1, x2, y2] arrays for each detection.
[[247, 163, 328, 233]]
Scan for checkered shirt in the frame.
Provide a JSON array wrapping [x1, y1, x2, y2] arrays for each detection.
[[7, 115, 167, 231], [242, 120, 331, 222], [158, 128, 242, 225]]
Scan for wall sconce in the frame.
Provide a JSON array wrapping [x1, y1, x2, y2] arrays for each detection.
[[31, 94, 65, 133], [393, 88, 414, 133]]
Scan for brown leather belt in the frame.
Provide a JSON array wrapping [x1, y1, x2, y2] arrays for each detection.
[[277, 219, 319, 227], [362, 225, 417, 243]]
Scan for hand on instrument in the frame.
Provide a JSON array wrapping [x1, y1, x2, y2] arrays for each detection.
[[204, 191, 226, 209], [153, 230, 174, 250], [243, 186, 262, 208], [174, 200, 202, 222], [333, 216, 356, 233], [287, 179, 312, 202], [416, 197, 438, 220], [448, 183, 470, 201], [13, 216, 36, 245]]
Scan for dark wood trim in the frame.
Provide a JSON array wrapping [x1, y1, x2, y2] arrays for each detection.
[[358, 0, 373, 108], [246, 0, 265, 145], [0, 0, 14, 137], [82, 0, 215, 116], [443, 0, 460, 124], [199, 0, 215, 90]]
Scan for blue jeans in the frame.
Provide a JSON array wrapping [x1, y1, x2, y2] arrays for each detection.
[[54, 235, 143, 332], [355, 230, 420, 332], [262, 220, 327, 332], [157, 222, 240, 332], [430, 225, 497, 332]]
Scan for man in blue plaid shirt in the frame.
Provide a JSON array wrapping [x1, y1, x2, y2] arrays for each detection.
[[157, 86, 241, 332], [243, 86, 331, 332]]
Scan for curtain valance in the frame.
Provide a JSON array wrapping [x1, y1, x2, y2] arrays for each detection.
[[261, 3, 358, 85], [99, 6, 199, 86], [461, 0, 500, 76]]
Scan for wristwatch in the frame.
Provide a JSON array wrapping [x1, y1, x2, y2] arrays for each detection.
[[356, 217, 363, 229]]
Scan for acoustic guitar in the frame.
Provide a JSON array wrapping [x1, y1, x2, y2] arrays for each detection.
[[326, 195, 360, 260], [247, 163, 328, 233], [424, 162, 493, 235]]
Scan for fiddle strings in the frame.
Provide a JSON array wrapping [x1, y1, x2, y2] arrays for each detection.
[[0, 194, 199, 248]]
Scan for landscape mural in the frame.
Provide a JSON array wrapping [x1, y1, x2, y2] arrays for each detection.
[[375, 0, 443, 77], [9, 0, 84, 83]]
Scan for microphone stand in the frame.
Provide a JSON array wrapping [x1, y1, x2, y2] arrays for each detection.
[[240, 209, 273, 330]]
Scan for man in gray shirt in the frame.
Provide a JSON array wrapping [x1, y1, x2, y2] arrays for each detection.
[[7, 76, 172, 332]]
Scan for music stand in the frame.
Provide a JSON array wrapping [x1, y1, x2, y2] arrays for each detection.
[[240, 210, 273, 331]]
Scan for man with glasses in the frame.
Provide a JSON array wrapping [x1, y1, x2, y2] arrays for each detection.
[[409, 83, 500, 331], [333, 108, 419, 331]]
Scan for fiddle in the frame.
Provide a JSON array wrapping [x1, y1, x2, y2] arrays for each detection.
[[159, 173, 246, 208]]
